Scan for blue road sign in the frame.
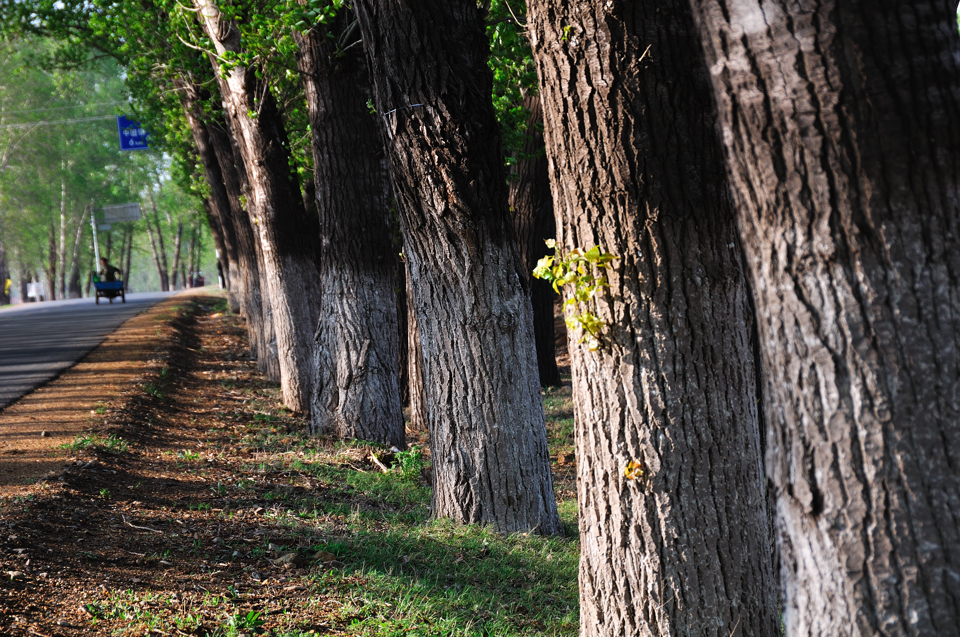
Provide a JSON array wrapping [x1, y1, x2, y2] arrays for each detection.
[[117, 115, 149, 151]]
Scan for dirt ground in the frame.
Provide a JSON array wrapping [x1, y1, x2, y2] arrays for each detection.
[[0, 293, 332, 635], [0, 293, 202, 495], [0, 294, 577, 636]]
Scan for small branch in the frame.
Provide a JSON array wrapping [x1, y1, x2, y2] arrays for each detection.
[[122, 515, 163, 534], [367, 452, 389, 474], [503, 0, 527, 28]]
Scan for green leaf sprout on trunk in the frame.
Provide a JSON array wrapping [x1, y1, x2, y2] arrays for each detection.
[[533, 240, 618, 351]]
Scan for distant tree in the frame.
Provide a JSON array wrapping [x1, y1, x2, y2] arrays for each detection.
[[688, 0, 960, 633]]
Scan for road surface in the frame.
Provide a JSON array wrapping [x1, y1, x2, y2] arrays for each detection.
[[0, 292, 172, 409]]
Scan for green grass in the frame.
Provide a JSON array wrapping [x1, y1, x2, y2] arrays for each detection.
[[80, 362, 580, 636], [215, 390, 580, 636], [61, 433, 129, 454]]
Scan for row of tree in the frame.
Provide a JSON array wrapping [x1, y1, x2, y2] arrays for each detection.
[[0, 39, 217, 302], [3, 0, 958, 635]]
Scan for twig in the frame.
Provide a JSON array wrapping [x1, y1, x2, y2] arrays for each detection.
[[367, 452, 389, 474], [503, 0, 526, 28], [122, 515, 163, 534]]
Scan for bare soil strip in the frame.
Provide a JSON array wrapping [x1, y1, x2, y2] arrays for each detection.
[[0, 293, 201, 496]]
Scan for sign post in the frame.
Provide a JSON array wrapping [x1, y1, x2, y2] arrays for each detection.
[[90, 204, 101, 264]]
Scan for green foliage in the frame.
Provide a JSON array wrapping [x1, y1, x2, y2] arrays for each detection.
[[393, 446, 425, 482], [486, 0, 539, 161], [533, 240, 618, 351]]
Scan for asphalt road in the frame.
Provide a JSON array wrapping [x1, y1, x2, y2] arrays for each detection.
[[0, 292, 172, 409]]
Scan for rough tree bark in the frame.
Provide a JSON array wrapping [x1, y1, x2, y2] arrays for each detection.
[[509, 95, 559, 387], [195, 0, 322, 413], [353, 0, 561, 534], [403, 261, 427, 432], [528, 0, 780, 634], [296, 17, 405, 447], [686, 1, 960, 635]]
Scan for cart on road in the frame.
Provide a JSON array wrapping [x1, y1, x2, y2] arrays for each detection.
[[93, 278, 125, 304]]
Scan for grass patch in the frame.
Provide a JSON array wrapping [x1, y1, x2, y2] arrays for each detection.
[[61, 433, 129, 454], [197, 391, 582, 636]]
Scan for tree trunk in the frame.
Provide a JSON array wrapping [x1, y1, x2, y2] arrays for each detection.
[[17, 252, 28, 303], [66, 207, 88, 298], [195, 0, 322, 413], [205, 203, 230, 292], [687, 1, 960, 635], [57, 181, 67, 300], [170, 221, 184, 290], [179, 77, 245, 309], [0, 243, 9, 305], [354, 0, 561, 534], [147, 193, 170, 291], [296, 17, 405, 448], [145, 221, 168, 292], [123, 225, 133, 292], [529, 0, 780, 634], [509, 95, 560, 387], [202, 94, 278, 380], [45, 224, 56, 301]]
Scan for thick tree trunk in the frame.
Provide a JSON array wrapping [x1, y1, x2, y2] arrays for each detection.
[[196, 0, 322, 413], [687, 1, 960, 635], [509, 95, 560, 387], [296, 18, 405, 447], [529, 1, 780, 634], [354, 0, 561, 534]]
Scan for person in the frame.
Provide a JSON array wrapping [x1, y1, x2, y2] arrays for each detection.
[[98, 257, 122, 282]]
